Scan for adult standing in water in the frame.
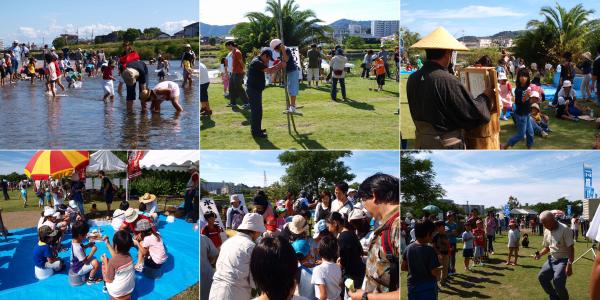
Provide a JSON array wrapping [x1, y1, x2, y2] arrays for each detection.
[[246, 48, 282, 138], [181, 43, 196, 67], [406, 27, 494, 149], [10, 41, 21, 81], [270, 39, 301, 113], [118, 42, 141, 95], [122, 60, 149, 113]]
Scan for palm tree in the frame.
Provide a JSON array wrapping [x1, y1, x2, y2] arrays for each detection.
[[526, 3, 600, 57], [229, 0, 332, 57]]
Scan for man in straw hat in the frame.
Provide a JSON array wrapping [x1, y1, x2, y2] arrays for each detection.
[[209, 213, 266, 300], [406, 27, 495, 149], [122, 59, 150, 113]]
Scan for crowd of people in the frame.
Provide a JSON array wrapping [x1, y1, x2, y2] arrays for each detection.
[[401, 207, 584, 300], [201, 173, 399, 300], [202, 39, 401, 138], [1, 40, 196, 114], [32, 191, 168, 299]]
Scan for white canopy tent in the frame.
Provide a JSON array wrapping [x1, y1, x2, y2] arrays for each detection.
[[139, 150, 199, 172], [86, 150, 127, 175], [509, 208, 538, 216]]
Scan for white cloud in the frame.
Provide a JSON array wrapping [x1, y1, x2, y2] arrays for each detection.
[[248, 159, 281, 168], [409, 6, 525, 20], [19, 27, 39, 39], [161, 20, 195, 34]]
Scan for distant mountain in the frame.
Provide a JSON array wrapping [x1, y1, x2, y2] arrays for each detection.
[[200, 23, 235, 37], [488, 30, 525, 39], [328, 18, 371, 29]]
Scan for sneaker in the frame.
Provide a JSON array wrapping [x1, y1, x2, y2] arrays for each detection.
[[135, 264, 144, 272], [501, 117, 508, 121], [288, 106, 296, 113], [86, 277, 103, 285], [541, 131, 549, 138], [242, 104, 251, 110]]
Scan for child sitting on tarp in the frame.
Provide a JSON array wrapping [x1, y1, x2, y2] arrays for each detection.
[[498, 73, 513, 120], [112, 201, 130, 231], [134, 219, 168, 278], [139, 202, 158, 223], [33, 225, 64, 280], [102, 230, 135, 298], [70, 222, 102, 284]]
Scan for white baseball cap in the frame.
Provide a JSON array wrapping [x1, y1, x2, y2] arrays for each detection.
[[563, 80, 572, 88], [237, 213, 267, 233], [270, 39, 282, 49]]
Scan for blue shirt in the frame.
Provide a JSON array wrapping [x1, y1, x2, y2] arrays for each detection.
[[284, 48, 299, 73], [446, 222, 458, 244], [33, 242, 53, 268]]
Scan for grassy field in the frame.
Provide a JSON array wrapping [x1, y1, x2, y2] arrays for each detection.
[[401, 232, 595, 299], [171, 283, 199, 300], [0, 188, 184, 215], [201, 75, 400, 149], [400, 74, 600, 149]]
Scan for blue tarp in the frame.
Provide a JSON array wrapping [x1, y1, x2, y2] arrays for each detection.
[[0, 215, 198, 299]]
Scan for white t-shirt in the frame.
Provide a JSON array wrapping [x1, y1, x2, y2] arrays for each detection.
[[331, 199, 352, 217], [571, 218, 579, 230], [153, 81, 180, 100], [72, 241, 86, 262], [462, 231, 474, 249], [557, 88, 576, 101], [199, 62, 209, 84], [112, 209, 126, 231], [508, 229, 520, 247], [226, 53, 233, 74], [48, 63, 58, 81], [311, 260, 342, 300]]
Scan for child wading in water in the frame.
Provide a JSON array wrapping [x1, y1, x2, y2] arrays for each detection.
[[462, 223, 474, 271], [506, 219, 520, 265], [102, 230, 135, 299], [71, 222, 102, 284], [102, 61, 115, 101]]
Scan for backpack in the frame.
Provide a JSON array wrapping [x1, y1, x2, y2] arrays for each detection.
[[380, 211, 399, 291], [231, 208, 245, 230], [293, 198, 308, 214]]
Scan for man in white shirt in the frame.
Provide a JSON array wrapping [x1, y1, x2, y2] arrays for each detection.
[[209, 213, 266, 300], [535, 211, 574, 300], [331, 182, 353, 219]]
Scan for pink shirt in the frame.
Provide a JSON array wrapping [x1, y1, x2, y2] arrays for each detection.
[[153, 81, 180, 100], [498, 82, 513, 108], [141, 234, 168, 265]]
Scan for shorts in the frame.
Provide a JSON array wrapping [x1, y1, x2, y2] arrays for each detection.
[[307, 68, 319, 81], [376, 74, 385, 85], [474, 246, 484, 257], [21, 189, 27, 198], [200, 82, 209, 102], [76, 262, 94, 276], [287, 69, 300, 97], [104, 191, 114, 204], [103, 80, 114, 95], [158, 70, 165, 78], [463, 248, 474, 258]]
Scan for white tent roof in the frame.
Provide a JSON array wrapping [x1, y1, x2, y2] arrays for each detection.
[[86, 150, 126, 175], [140, 150, 199, 172], [510, 208, 538, 215]]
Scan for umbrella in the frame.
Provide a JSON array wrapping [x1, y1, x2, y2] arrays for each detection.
[[24, 151, 89, 180], [551, 209, 565, 216], [423, 205, 440, 213]]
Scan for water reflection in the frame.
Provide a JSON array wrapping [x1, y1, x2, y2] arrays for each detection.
[[0, 60, 198, 149]]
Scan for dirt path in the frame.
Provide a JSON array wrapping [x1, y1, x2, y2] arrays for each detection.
[[1, 210, 41, 229]]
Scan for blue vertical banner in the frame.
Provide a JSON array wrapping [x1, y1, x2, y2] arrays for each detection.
[[504, 204, 510, 216], [567, 205, 572, 217], [584, 164, 594, 199]]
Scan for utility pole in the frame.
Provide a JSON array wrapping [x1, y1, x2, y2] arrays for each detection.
[[263, 170, 267, 188]]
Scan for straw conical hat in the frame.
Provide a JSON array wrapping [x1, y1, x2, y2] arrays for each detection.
[[410, 27, 469, 51]]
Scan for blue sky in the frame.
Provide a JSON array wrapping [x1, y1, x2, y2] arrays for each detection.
[[201, 0, 400, 25], [0, 0, 197, 45], [413, 151, 600, 208], [200, 151, 400, 187], [402, 0, 600, 37], [0, 151, 35, 175]]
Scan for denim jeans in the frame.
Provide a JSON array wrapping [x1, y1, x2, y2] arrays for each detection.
[[331, 77, 346, 100], [538, 256, 569, 300], [247, 87, 263, 135], [531, 117, 545, 136], [507, 113, 534, 148]]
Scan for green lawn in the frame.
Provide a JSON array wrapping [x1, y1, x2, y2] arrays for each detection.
[[201, 75, 400, 149], [401, 233, 595, 299], [400, 74, 599, 149], [0, 188, 183, 215]]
